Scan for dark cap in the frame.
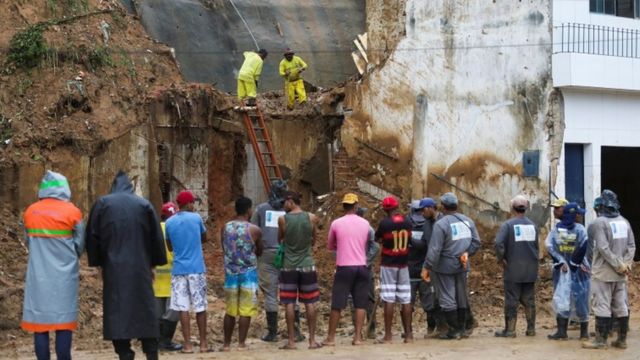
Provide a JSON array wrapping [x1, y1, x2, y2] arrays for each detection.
[[440, 192, 458, 207], [601, 189, 620, 210], [419, 197, 437, 209], [563, 202, 586, 216]]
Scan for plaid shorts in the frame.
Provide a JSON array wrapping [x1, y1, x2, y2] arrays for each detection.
[[170, 273, 208, 312], [224, 268, 259, 317], [279, 266, 320, 305]]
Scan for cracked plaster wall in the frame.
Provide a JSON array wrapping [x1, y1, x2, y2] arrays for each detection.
[[344, 0, 562, 229]]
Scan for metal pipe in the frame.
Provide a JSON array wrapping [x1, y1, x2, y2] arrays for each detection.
[[429, 173, 500, 210]]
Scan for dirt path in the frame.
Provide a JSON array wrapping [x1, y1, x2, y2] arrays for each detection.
[[6, 320, 639, 360]]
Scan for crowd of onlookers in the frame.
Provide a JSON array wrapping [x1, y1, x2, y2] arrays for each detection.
[[18, 170, 634, 359]]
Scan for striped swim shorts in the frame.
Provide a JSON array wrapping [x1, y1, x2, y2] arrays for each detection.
[[279, 266, 320, 305], [380, 266, 411, 304]]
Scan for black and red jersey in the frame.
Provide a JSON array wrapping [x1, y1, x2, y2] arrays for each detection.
[[375, 213, 412, 267]]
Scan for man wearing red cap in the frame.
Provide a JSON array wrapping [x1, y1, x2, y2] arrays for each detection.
[[279, 48, 308, 110], [165, 191, 209, 353], [375, 196, 413, 343], [153, 202, 182, 351]]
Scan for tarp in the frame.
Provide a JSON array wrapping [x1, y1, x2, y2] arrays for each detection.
[[130, 0, 365, 91]]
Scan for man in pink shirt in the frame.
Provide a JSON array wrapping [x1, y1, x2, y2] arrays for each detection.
[[323, 193, 372, 346]]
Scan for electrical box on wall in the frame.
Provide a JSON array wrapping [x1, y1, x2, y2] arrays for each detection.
[[523, 150, 540, 177]]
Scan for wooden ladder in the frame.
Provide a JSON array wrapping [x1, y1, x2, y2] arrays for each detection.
[[242, 105, 283, 194]]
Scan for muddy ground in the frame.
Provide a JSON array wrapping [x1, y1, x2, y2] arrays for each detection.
[[1, 1, 640, 359], [2, 191, 640, 359], [5, 317, 640, 359]]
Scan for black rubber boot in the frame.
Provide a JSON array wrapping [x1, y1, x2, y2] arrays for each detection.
[[426, 310, 437, 334], [547, 316, 568, 340], [611, 317, 628, 349], [524, 306, 536, 336], [579, 321, 589, 341], [610, 317, 619, 336], [495, 316, 517, 338], [465, 307, 477, 334], [145, 352, 158, 360], [583, 316, 610, 349], [261, 311, 279, 342], [458, 308, 470, 338], [432, 309, 449, 338], [159, 320, 183, 351], [294, 310, 306, 342], [439, 310, 462, 340]]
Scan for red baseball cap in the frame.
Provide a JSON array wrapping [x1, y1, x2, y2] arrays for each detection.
[[161, 202, 178, 218], [381, 196, 399, 211], [176, 191, 195, 206]]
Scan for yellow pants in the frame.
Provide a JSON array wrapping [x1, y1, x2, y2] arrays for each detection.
[[285, 79, 306, 108], [237, 78, 257, 100]]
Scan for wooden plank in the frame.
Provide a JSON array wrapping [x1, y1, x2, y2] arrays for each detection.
[[358, 33, 368, 50], [353, 38, 369, 63], [351, 52, 366, 75]]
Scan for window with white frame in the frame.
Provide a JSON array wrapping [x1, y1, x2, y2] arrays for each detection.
[[590, 0, 640, 18]]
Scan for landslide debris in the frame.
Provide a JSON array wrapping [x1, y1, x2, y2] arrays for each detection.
[[0, 0, 184, 354]]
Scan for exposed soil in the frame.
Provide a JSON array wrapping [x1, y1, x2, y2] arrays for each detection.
[[2, 1, 640, 359]]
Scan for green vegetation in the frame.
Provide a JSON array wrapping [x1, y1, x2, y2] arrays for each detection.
[[110, 11, 127, 29], [8, 25, 47, 69], [117, 47, 138, 79], [0, 114, 12, 144], [46, 0, 89, 16], [88, 46, 114, 71], [16, 79, 33, 97]]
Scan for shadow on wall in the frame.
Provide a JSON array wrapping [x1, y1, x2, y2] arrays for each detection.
[[129, 0, 365, 92]]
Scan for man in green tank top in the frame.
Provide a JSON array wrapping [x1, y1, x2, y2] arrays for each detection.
[[277, 191, 322, 350]]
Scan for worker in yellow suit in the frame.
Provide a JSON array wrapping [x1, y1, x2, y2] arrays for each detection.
[[279, 48, 308, 110], [238, 49, 268, 106]]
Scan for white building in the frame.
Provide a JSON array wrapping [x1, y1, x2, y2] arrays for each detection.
[[552, 0, 640, 235]]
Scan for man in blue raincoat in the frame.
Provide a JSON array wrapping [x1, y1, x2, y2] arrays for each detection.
[[545, 203, 590, 341]]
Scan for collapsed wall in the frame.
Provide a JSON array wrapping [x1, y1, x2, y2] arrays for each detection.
[[343, 0, 564, 231]]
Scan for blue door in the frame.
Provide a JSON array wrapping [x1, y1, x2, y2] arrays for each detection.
[[564, 144, 585, 208]]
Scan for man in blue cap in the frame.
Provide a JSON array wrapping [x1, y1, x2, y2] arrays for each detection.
[[583, 190, 635, 350], [418, 198, 446, 336], [406, 198, 443, 337], [422, 193, 481, 340], [546, 202, 590, 342]]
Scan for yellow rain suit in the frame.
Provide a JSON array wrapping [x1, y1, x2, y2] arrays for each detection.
[[152, 222, 174, 297], [279, 55, 308, 109], [237, 51, 264, 100]]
